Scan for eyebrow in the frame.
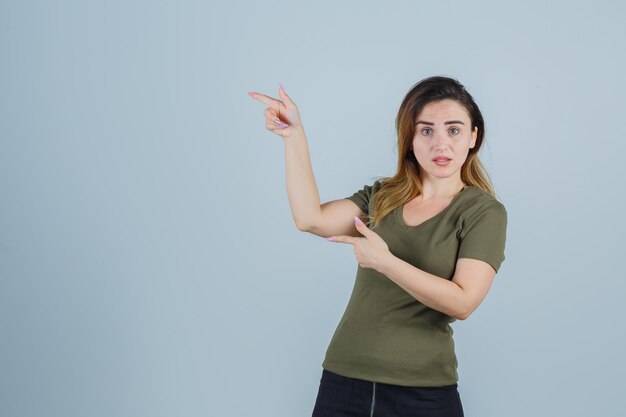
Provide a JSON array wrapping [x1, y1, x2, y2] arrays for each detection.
[[415, 120, 465, 126]]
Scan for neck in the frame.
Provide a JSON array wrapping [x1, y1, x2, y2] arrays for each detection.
[[418, 178, 466, 200]]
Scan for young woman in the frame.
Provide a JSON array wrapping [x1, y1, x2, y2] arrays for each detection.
[[248, 76, 507, 417]]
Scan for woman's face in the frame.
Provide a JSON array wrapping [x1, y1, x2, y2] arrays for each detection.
[[412, 99, 478, 183]]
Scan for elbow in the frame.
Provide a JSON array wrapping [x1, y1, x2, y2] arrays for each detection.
[[295, 220, 312, 232], [456, 311, 469, 321], [455, 306, 474, 321], [454, 303, 471, 321], [292, 214, 309, 232], [296, 216, 322, 234], [294, 214, 319, 233]]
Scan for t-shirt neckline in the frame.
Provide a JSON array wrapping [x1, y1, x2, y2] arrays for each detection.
[[395, 185, 472, 231]]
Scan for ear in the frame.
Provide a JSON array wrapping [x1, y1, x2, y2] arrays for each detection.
[[471, 126, 478, 148]]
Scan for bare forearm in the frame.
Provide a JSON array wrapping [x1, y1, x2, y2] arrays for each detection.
[[378, 253, 468, 319], [282, 127, 321, 229]]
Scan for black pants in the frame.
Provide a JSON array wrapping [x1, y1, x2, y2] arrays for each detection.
[[311, 369, 464, 417]]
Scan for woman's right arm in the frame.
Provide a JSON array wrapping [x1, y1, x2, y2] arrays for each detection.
[[249, 85, 363, 238], [283, 128, 363, 237]]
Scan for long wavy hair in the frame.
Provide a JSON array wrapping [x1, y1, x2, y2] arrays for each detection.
[[367, 75, 498, 230]]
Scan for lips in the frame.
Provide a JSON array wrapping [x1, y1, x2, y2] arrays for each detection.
[[432, 156, 451, 161]]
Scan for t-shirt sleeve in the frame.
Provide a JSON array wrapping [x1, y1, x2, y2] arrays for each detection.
[[345, 179, 382, 217], [457, 201, 508, 273]]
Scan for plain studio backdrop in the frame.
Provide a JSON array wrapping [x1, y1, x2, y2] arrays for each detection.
[[1, 1, 625, 416]]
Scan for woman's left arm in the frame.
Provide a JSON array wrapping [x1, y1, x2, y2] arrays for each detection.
[[378, 255, 496, 320], [327, 216, 498, 320]]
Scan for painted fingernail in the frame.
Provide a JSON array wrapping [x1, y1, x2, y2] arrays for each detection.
[[279, 82, 285, 91], [274, 119, 288, 127], [326, 237, 335, 241], [354, 216, 363, 225]]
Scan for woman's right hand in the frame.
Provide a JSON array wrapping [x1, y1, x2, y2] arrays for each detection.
[[248, 84, 304, 139]]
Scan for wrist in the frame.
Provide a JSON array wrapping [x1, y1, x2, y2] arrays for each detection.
[[282, 125, 306, 140], [377, 250, 397, 275]]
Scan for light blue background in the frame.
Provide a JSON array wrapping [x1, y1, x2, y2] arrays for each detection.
[[1, 1, 625, 416]]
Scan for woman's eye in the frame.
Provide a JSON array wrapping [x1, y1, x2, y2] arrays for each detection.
[[421, 128, 432, 135], [449, 128, 460, 135]]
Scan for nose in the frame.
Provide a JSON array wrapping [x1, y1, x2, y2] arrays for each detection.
[[432, 131, 450, 149]]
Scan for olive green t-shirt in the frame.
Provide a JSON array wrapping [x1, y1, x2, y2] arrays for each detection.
[[321, 178, 508, 387]]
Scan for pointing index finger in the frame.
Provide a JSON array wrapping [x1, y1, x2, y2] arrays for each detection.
[[248, 91, 284, 111], [326, 235, 356, 245]]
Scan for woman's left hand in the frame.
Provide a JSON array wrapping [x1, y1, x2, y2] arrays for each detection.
[[326, 216, 392, 272]]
